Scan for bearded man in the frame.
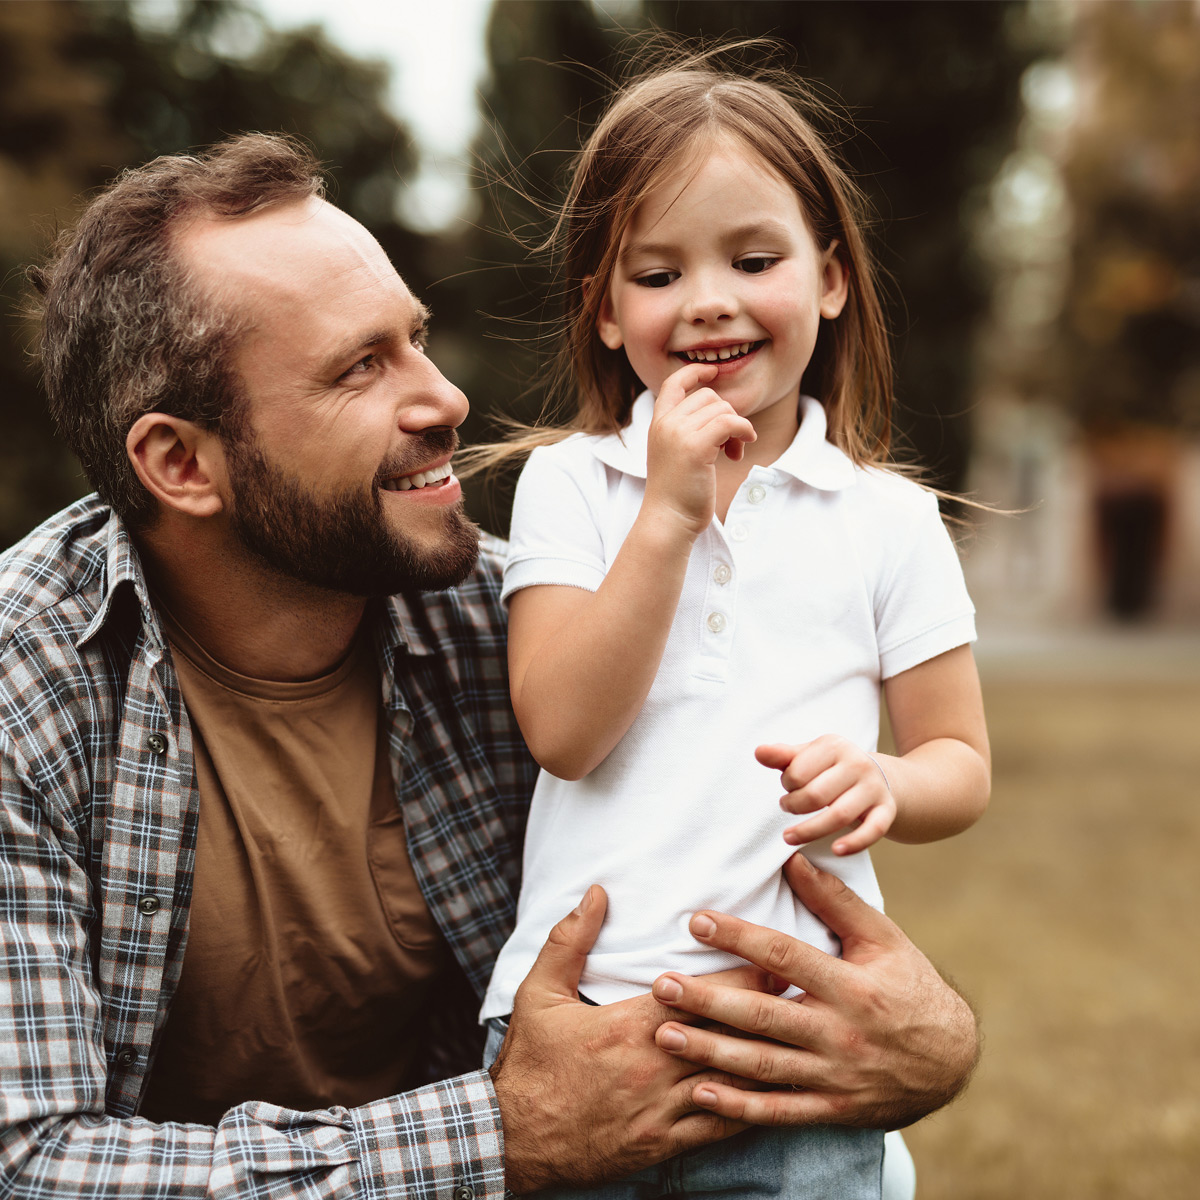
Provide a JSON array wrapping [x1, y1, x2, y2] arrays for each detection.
[[0, 135, 978, 1199]]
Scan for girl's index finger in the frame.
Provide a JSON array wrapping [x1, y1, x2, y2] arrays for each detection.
[[654, 360, 720, 411]]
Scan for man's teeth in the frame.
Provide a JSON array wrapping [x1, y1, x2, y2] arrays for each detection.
[[383, 461, 453, 492], [683, 341, 757, 363]]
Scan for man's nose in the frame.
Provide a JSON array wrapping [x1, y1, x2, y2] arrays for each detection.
[[683, 269, 738, 325], [397, 351, 470, 432]]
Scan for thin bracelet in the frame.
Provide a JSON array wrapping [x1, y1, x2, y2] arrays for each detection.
[[867, 754, 892, 793]]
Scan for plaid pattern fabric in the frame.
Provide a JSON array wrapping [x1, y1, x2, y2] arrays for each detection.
[[0, 497, 536, 1199]]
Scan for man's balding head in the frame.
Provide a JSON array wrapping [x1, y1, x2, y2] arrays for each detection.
[[30, 134, 324, 529]]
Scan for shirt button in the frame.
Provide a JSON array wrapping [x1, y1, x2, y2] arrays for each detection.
[[730, 524, 749, 543], [706, 612, 727, 634], [137, 895, 161, 916], [713, 563, 732, 585], [453, 1187, 475, 1200], [146, 733, 167, 756], [748, 484, 767, 504], [115, 1048, 138, 1067]]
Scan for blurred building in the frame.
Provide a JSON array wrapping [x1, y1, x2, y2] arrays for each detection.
[[965, 0, 1200, 629]]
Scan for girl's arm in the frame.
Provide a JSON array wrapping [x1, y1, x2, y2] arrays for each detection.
[[510, 363, 754, 781], [759, 644, 991, 854]]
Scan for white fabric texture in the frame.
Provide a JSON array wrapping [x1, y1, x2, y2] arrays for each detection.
[[481, 392, 976, 1017]]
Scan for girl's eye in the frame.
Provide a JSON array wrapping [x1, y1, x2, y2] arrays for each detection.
[[735, 256, 779, 275], [635, 270, 678, 289]]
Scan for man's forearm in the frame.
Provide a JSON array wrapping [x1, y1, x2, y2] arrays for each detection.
[[1, 1074, 507, 1200]]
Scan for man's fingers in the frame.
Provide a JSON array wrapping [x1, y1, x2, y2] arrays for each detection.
[[518, 885, 607, 1003], [781, 854, 899, 954], [690, 1080, 844, 1128], [684, 905, 846, 998], [654, 1014, 822, 1084]]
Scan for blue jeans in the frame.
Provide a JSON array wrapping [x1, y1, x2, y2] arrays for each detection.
[[483, 1018, 884, 1199]]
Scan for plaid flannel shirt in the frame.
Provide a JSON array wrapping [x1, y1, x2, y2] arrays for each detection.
[[0, 496, 537, 1200]]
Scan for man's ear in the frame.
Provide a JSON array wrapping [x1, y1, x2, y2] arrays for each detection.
[[590, 278, 624, 351], [819, 240, 850, 320], [126, 413, 228, 519]]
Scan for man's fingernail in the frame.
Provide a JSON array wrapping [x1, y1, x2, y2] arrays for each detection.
[[659, 1027, 687, 1051], [690, 913, 716, 939], [654, 977, 683, 1003], [694, 1086, 718, 1106], [574, 886, 594, 915], [790, 853, 815, 873]]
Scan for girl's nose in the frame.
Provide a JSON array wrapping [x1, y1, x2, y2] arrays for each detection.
[[682, 271, 738, 325]]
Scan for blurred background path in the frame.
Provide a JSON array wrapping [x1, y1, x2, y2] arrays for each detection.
[[876, 632, 1200, 1197]]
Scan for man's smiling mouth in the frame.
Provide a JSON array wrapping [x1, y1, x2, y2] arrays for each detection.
[[676, 340, 764, 363], [381, 462, 454, 492]]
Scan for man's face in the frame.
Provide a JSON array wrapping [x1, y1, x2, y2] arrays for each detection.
[[177, 197, 477, 596]]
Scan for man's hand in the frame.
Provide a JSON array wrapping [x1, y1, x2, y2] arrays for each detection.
[[649, 854, 980, 1130], [490, 886, 759, 1194]]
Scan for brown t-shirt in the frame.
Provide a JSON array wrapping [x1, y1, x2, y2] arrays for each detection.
[[140, 616, 445, 1125]]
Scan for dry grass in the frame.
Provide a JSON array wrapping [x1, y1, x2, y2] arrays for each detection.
[[873, 671, 1200, 1198]]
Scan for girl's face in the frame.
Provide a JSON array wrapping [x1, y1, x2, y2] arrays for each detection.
[[597, 138, 847, 442]]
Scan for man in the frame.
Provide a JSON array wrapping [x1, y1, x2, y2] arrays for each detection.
[[0, 135, 977, 1199]]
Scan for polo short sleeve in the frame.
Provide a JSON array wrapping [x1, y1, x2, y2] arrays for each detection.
[[501, 440, 608, 603], [870, 480, 977, 680]]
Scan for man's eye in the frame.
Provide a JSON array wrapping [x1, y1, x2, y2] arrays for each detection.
[[736, 257, 778, 275], [341, 354, 377, 380], [635, 270, 678, 289]]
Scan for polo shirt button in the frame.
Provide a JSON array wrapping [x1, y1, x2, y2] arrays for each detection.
[[713, 563, 732, 585], [748, 484, 767, 504], [115, 1048, 138, 1067], [137, 895, 161, 916], [146, 733, 167, 756], [453, 1186, 475, 1200], [730, 524, 749, 543], [706, 612, 726, 633]]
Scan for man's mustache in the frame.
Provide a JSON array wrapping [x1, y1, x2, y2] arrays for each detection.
[[375, 428, 459, 486]]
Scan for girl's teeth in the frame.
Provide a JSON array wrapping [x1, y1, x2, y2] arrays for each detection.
[[685, 342, 754, 363]]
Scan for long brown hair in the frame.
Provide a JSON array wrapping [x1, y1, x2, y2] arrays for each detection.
[[466, 42, 895, 473]]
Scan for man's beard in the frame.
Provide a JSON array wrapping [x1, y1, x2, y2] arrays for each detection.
[[223, 428, 479, 597]]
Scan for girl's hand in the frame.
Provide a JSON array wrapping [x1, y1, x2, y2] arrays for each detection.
[[644, 362, 756, 537], [756, 737, 897, 855]]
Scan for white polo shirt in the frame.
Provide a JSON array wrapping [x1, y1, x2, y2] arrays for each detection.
[[481, 392, 976, 1017]]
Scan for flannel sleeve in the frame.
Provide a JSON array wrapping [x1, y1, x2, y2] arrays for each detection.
[[0, 730, 507, 1200]]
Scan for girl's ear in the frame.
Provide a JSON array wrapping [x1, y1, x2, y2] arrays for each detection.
[[819, 240, 849, 320], [590, 279, 624, 351]]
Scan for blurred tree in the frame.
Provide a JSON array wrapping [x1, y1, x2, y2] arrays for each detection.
[[435, 0, 617, 531], [1052, 0, 1200, 618], [0, 0, 419, 545], [1057, 0, 1200, 435], [454, 0, 1030, 533]]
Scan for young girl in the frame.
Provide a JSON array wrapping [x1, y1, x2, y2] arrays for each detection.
[[480, 52, 991, 1200]]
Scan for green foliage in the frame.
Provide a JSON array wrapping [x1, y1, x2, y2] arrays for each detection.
[[0, 0, 417, 546]]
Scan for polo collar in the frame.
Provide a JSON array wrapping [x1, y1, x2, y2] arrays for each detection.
[[589, 390, 856, 491]]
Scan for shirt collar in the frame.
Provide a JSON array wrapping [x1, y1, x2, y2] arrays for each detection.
[[79, 510, 164, 649], [588, 389, 856, 491]]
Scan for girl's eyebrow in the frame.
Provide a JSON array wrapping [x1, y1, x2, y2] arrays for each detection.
[[620, 219, 798, 262]]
